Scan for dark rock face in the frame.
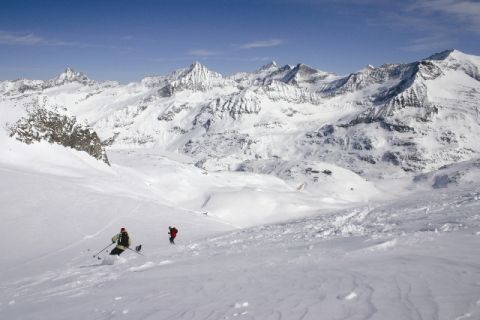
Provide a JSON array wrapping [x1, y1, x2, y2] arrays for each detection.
[[158, 84, 176, 97], [184, 131, 257, 161], [1, 50, 479, 179], [382, 151, 401, 166], [323, 63, 415, 97], [283, 64, 324, 84], [9, 108, 110, 165]]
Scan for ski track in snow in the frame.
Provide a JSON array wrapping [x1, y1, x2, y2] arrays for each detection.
[[3, 50, 480, 319], [2, 185, 480, 319], [1, 146, 480, 319]]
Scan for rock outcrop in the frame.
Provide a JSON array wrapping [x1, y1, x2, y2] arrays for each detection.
[[9, 108, 110, 165]]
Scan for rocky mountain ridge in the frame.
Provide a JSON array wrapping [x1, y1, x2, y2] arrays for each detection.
[[1, 49, 479, 183]]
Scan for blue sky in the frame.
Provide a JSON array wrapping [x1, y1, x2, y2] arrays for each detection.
[[1, 0, 479, 82]]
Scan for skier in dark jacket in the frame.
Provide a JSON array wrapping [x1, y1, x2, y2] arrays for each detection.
[[168, 226, 178, 244], [110, 227, 132, 255]]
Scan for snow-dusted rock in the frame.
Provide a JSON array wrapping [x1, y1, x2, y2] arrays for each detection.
[[9, 107, 109, 164], [47, 67, 93, 87], [1, 49, 480, 179]]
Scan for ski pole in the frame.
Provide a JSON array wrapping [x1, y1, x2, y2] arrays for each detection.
[[93, 243, 115, 258], [127, 246, 145, 256]]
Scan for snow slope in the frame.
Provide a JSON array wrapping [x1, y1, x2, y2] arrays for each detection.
[[1, 138, 480, 319], [1, 50, 480, 319]]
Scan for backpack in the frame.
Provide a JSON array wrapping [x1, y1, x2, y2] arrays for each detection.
[[118, 232, 129, 247]]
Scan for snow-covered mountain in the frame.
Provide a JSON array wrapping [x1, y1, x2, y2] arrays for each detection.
[[2, 50, 480, 320], [1, 49, 479, 182]]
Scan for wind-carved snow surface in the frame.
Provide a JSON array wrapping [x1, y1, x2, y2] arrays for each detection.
[[1, 138, 480, 319]]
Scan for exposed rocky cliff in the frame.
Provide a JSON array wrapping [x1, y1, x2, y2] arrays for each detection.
[[9, 108, 110, 165]]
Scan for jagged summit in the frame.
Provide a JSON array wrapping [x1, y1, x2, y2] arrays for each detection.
[[184, 61, 219, 76], [283, 63, 333, 85], [258, 61, 278, 71], [178, 61, 220, 79], [293, 63, 319, 73], [426, 49, 479, 64], [189, 61, 207, 71], [352, 64, 375, 75], [50, 67, 91, 86], [227, 61, 288, 86], [2, 48, 480, 180], [427, 49, 457, 61], [161, 61, 229, 92], [283, 64, 316, 83], [424, 49, 480, 81]]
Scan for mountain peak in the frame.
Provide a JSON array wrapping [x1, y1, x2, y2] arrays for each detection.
[[294, 63, 323, 75], [356, 64, 375, 74], [425, 49, 480, 67], [282, 63, 331, 84], [51, 67, 91, 85], [167, 61, 226, 91], [427, 49, 457, 61], [425, 49, 473, 62], [296, 63, 313, 69], [258, 61, 278, 71], [183, 61, 221, 77], [190, 61, 204, 69], [424, 49, 480, 81]]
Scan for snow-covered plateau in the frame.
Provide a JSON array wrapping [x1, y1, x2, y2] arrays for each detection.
[[1, 49, 480, 319]]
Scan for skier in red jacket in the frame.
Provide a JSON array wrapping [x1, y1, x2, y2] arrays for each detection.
[[168, 226, 178, 244]]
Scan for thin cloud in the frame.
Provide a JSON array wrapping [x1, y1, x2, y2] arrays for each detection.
[[369, 12, 443, 33], [367, 1, 480, 35], [402, 35, 452, 52], [251, 56, 271, 61], [261, 0, 391, 5], [0, 31, 46, 45], [408, 0, 480, 32], [187, 49, 218, 57], [0, 30, 114, 48], [367, 1, 479, 52], [240, 39, 284, 49]]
